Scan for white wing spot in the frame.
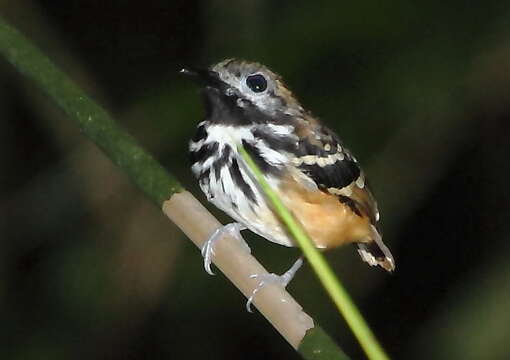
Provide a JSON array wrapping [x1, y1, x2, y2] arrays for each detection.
[[327, 186, 353, 197], [293, 151, 346, 167], [355, 175, 365, 189]]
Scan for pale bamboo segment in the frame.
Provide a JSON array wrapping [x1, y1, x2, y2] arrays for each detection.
[[163, 191, 314, 349]]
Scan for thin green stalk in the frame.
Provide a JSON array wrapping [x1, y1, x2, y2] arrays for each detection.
[[239, 145, 391, 360], [0, 18, 182, 206]]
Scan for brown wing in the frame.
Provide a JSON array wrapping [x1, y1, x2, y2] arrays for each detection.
[[292, 124, 379, 224], [290, 123, 394, 271]]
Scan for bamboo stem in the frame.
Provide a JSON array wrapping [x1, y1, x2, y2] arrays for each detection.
[[163, 191, 314, 349]]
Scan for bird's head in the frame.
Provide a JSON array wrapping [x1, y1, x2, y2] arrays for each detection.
[[182, 59, 305, 125]]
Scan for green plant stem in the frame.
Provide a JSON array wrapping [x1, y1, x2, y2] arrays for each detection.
[[0, 18, 182, 206], [0, 18, 351, 360], [239, 146, 390, 360]]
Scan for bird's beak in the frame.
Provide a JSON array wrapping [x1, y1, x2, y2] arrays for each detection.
[[180, 67, 224, 88]]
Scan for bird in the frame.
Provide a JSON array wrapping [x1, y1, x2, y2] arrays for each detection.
[[184, 59, 394, 309]]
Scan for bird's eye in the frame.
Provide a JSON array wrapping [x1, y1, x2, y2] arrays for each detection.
[[246, 74, 267, 93]]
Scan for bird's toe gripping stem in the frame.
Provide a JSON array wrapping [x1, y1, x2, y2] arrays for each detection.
[[246, 257, 303, 312], [201, 222, 249, 275]]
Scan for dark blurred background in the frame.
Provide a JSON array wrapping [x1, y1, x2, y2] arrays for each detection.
[[1, 1, 510, 359]]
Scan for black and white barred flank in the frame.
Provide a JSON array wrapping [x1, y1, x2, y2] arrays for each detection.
[[189, 119, 370, 248]]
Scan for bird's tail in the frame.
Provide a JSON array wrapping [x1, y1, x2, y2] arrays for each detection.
[[357, 225, 395, 272]]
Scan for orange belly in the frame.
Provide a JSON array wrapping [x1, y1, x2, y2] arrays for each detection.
[[281, 180, 375, 249]]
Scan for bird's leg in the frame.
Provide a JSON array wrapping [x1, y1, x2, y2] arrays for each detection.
[[246, 257, 304, 312], [201, 222, 249, 275]]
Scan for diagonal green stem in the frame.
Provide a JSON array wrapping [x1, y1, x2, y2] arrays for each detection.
[[0, 18, 182, 206], [239, 145, 391, 360]]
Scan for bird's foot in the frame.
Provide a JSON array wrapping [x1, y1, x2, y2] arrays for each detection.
[[201, 222, 248, 275], [246, 257, 303, 312]]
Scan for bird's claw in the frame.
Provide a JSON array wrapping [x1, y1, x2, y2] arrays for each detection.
[[245, 258, 303, 312], [201, 222, 248, 275]]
